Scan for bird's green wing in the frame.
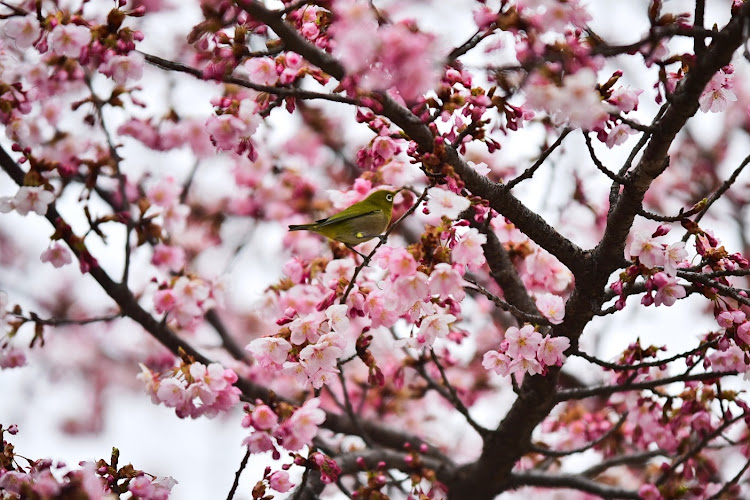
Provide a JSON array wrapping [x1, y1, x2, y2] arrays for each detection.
[[315, 208, 379, 227]]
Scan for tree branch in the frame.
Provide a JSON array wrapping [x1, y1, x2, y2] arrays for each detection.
[[555, 370, 738, 402], [508, 471, 640, 499]]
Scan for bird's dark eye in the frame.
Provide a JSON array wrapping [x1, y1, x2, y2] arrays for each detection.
[[386, 194, 393, 202]]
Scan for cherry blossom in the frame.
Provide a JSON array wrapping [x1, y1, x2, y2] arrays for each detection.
[[699, 66, 737, 113], [605, 123, 637, 148], [269, 470, 294, 493], [40, 241, 72, 268], [3, 16, 41, 49], [536, 334, 570, 366], [452, 228, 487, 271], [246, 337, 292, 370], [48, 24, 90, 58], [245, 57, 278, 86], [505, 324, 543, 360], [651, 272, 686, 307], [426, 188, 470, 220], [629, 231, 665, 268], [482, 350, 512, 376], [0, 186, 55, 216], [534, 293, 565, 324]]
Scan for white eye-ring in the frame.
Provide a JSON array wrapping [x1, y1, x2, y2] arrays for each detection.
[[386, 194, 393, 202]]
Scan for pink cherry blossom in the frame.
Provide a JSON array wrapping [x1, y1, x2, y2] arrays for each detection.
[[426, 188, 470, 219], [709, 344, 748, 373], [4, 16, 41, 49], [629, 231, 665, 268], [0, 346, 27, 369], [269, 471, 294, 492], [330, 0, 379, 73], [299, 338, 343, 374], [652, 273, 686, 307], [243, 431, 275, 453], [306, 367, 339, 389], [276, 398, 325, 450], [717, 310, 738, 329], [608, 86, 643, 113], [428, 263, 466, 301], [483, 350, 512, 376], [537, 334, 570, 367], [49, 24, 90, 58], [289, 311, 326, 345], [40, 242, 73, 268], [102, 52, 145, 84], [509, 356, 543, 376], [325, 304, 350, 335], [156, 378, 187, 408], [407, 313, 455, 349], [699, 67, 737, 113], [252, 405, 278, 430], [205, 114, 246, 151], [663, 241, 687, 276], [605, 123, 637, 148], [0, 186, 55, 216], [246, 336, 292, 370], [525, 69, 611, 129], [371, 135, 400, 165], [146, 177, 181, 208], [245, 57, 278, 86], [384, 247, 418, 278], [736, 321, 750, 345], [389, 272, 429, 312], [153, 288, 178, 314], [535, 293, 565, 324], [151, 243, 186, 272], [505, 324, 543, 360], [638, 484, 664, 500], [452, 228, 487, 271]]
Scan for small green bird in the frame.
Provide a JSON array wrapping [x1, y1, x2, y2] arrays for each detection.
[[288, 189, 401, 252]]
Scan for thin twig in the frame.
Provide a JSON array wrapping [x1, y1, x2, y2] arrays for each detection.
[[463, 277, 548, 325], [656, 412, 747, 486], [571, 339, 718, 372], [506, 129, 571, 190], [142, 52, 359, 106], [529, 411, 628, 458], [429, 349, 489, 436], [225, 447, 250, 500], [555, 370, 738, 402], [706, 454, 750, 500], [583, 132, 631, 185], [582, 449, 666, 478]]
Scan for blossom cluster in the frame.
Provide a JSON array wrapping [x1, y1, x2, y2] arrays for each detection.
[[330, 0, 440, 101], [138, 361, 241, 419], [241, 398, 326, 453], [0, 460, 106, 500], [610, 226, 690, 310], [152, 276, 219, 330], [699, 65, 737, 113], [482, 324, 570, 377], [0, 424, 176, 500], [246, 304, 347, 390]]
